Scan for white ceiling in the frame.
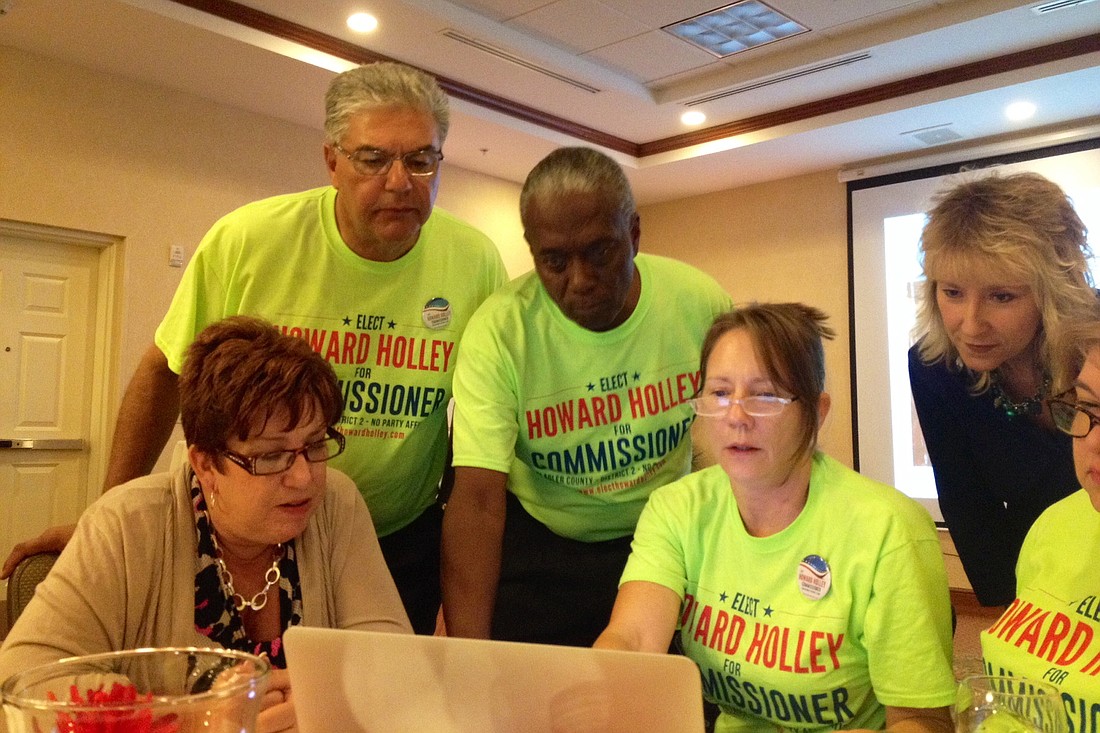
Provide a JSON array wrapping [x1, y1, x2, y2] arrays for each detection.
[[2, 0, 1098, 204]]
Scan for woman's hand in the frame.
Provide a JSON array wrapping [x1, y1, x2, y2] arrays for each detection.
[[883, 704, 954, 733], [843, 705, 952, 733], [1, 523, 75, 578], [256, 668, 297, 733]]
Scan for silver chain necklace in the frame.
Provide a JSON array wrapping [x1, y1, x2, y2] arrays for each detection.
[[208, 522, 283, 612]]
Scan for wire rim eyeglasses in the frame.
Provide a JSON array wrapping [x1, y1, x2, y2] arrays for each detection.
[[332, 143, 443, 177], [221, 428, 347, 476], [1049, 399, 1100, 438], [689, 394, 797, 418]]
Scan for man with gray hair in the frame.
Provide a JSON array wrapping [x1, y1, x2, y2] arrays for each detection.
[[4, 62, 507, 635], [442, 147, 731, 646]]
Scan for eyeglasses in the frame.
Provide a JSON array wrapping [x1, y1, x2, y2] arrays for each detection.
[[1049, 399, 1100, 438], [689, 393, 797, 417], [332, 143, 443, 177], [221, 428, 346, 476]]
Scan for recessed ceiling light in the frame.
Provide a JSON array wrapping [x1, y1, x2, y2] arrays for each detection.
[[347, 12, 378, 33], [681, 110, 707, 126], [1005, 101, 1036, 122]]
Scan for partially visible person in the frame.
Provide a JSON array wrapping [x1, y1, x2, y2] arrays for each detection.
[[908, 171, 1095, 606], [441, 147, 732, 646], [0, 317, 411, 733], [1, 61, 508, 634], [596, 303, 955, 733], [981, 317, 1100, 725]]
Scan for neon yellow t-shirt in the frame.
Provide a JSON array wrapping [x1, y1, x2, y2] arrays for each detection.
[[156, 186, 507, 536], [622, 454, 956, 733], [981, 489, 1100, 733], [452, 253, 732, 541]]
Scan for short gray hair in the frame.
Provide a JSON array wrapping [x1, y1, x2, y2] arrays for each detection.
[[324, 62, 450, 145], [519, 147, 635, 229]]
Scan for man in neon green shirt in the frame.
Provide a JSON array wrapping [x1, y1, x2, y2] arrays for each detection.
[[4, 62, 507, 635], [441, 147, 732, 646]]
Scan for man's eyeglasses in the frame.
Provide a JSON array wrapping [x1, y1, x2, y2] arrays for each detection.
[[222, 428, 347, 476], [689, 393, 797, 418], [332, 143, 443, 177], [1049, 399, 1100, 438]]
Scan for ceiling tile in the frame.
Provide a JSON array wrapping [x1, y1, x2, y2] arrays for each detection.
[[507, 0, 651, 54], [584, 30, 719, 84], [596, 0, 736, 28], [447, 0, 554, 23], [773, 0, 932, 32]]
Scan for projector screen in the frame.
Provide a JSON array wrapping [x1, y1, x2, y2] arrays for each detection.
[[849, 138, 1100, 523]]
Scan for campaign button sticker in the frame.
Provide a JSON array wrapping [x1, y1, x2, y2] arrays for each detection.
[[797, 554, 831, 601], [422, 297, 452, 329]]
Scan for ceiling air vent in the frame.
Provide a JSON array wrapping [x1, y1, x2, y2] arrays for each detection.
[[901, 123, 963, 146], [1032, 0, 1097, 13], [439, 29, 601, 94], [685, 53, 871, 106]]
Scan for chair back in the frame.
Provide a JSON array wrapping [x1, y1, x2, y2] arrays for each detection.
[[6, 551, 60, 628]]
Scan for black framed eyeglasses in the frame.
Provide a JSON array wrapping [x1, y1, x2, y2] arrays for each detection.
[[1049, 399, 1100, 438], [332, 143, 443, 177], [688, 393, 797, 417], [221, 428, 346, 476]]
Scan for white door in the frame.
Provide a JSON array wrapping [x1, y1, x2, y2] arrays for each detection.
[[0, 221, 114, 563]]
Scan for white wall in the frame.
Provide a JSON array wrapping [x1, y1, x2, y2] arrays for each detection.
[[1, 44, 529, 474]]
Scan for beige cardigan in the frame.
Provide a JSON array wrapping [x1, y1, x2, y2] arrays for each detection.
[[0, 462, 411, 683]]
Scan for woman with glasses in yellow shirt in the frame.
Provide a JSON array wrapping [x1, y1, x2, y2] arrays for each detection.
[[596, 303, 955, 733]]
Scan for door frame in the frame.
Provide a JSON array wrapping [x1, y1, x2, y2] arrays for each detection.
[[1, 218, 122, 508]]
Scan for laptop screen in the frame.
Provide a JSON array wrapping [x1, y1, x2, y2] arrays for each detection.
[[285, 626, 705, 732]]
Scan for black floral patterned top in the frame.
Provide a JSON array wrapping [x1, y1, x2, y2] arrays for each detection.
[[190, 470, 303, 668]]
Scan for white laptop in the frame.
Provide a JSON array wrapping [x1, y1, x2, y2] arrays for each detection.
[[284, 627, 705, 733]]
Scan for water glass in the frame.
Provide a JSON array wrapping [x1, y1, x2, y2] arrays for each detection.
[[955, 675, 1066, 733], [1, 647, 270, 733]]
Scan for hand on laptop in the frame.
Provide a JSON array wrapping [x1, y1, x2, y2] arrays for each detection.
[[258, 668, 297, 733]]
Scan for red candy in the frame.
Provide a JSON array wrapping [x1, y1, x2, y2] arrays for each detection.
[[44, 682, 180, 733]]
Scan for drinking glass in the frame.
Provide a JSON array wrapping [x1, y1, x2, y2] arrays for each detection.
[[1, 647, 270, 733], [955, 675, 1066, 733]]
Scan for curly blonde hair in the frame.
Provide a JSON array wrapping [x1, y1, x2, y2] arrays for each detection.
[[912, 171, 1094, 392]]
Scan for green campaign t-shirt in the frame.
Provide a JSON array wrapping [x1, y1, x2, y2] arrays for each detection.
[[452, 253, 732, 541], [157, 186, 507, 536], [981, 489, 1100, 733], [623, 454, 956, 733]]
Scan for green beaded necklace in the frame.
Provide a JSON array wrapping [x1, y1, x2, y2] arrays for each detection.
[[989, 369, 1051, 419]]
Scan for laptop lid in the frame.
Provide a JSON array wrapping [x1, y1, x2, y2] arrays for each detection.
[[284, 626, 705, 732]]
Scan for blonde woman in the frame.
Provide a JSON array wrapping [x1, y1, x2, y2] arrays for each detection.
[[909, 172, 1095, 606]]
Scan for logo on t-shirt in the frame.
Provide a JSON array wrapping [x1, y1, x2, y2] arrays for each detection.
[[798, 554, 832, 601], [422, 297, 452, 329]]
